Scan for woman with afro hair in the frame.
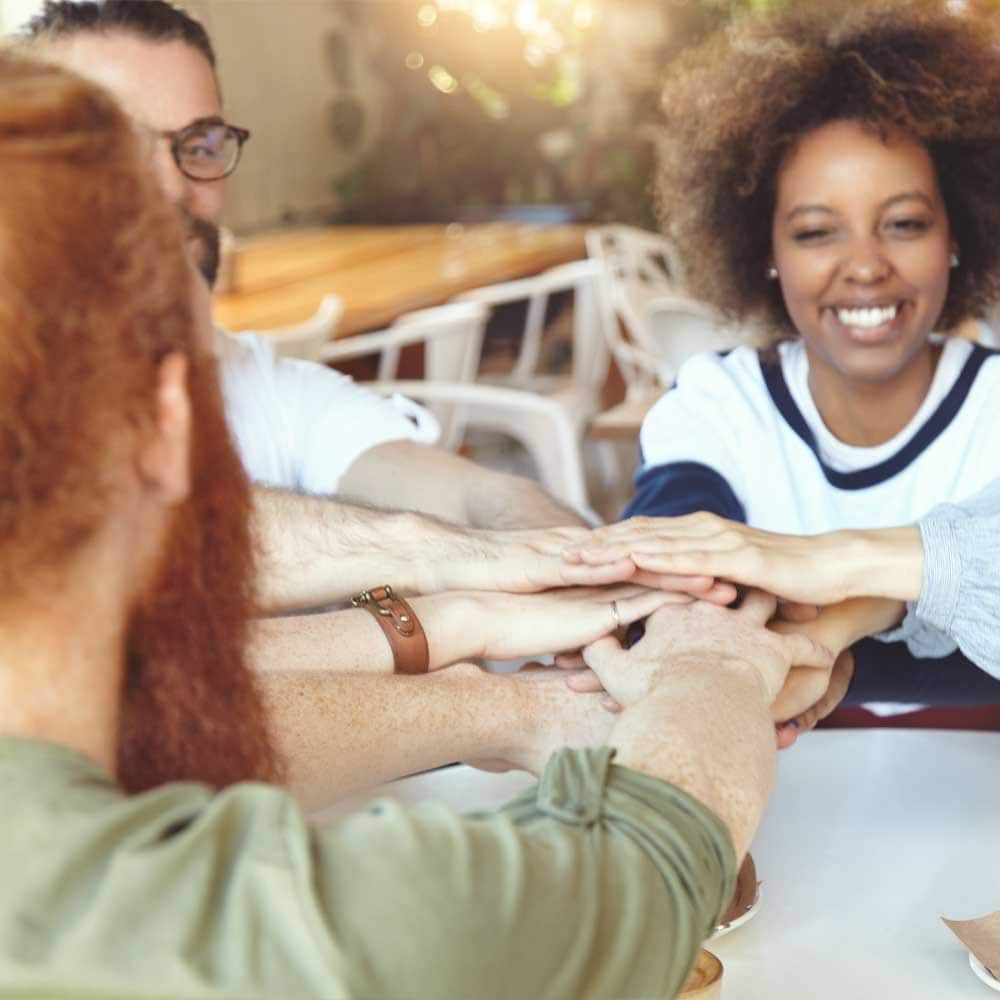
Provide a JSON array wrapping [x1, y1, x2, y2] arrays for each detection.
[[610, 0, 1000, 721]]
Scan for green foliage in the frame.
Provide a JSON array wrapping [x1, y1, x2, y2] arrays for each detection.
[[331, 1, 783, 225]]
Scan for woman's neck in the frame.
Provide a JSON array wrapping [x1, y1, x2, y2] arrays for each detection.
[[806, 342, 941, 447]]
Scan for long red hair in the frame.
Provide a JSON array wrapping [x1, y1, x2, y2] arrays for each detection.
[[0, 53, 278, 790]]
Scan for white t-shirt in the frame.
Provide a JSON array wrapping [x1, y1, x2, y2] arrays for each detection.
[[215, 329, 439, 496], [628, 336, 1000, 532], [627, 336, 1000, 715]]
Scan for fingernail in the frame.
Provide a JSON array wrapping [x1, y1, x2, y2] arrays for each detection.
[[790, 720, 800, 729]]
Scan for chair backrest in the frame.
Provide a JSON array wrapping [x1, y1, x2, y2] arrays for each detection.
[[454, 257, 612, 409], [586, 224, 683, 312], [588, 225, 751, 392], [369, 379, 592, 514], [318, 301, 490, 449], [645, 296, 745, 387], [264, 294, 343, 362], [318, 301, 487, 380]]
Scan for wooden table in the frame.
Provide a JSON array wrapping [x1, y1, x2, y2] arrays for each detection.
[[590, 390, 661, 440], [315, 730, 1000, 998], [213, 223, 588, 337]]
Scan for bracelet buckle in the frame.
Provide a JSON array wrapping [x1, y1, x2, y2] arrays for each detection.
[[352, 585, 416, 636]]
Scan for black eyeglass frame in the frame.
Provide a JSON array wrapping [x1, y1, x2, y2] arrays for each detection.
[[157, 116, 251, 181]]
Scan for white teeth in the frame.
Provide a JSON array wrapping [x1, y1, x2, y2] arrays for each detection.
[[835, 304, 898, 328]]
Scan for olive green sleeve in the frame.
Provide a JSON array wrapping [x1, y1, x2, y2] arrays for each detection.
[[307, 748, 737, 1000], [0, 739, 734, 1000]]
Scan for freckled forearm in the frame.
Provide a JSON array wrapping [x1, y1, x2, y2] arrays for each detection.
[[259, 664, 518, 809]]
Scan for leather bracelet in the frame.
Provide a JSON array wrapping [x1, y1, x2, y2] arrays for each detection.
[[351, 585, 430, 675]]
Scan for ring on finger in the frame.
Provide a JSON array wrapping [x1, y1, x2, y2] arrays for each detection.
[[610, 599, 621, 629]]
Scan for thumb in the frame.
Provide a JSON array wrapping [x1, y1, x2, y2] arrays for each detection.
[[779, 631, 835, 671], [582, 635, 625, 674]]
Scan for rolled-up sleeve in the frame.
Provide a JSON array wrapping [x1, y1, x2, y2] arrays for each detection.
[[1, 741, 736, 999], [307, 748, 737, 1000]]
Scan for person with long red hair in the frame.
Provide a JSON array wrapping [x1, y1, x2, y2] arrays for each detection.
[[0, 52, 832, 998]]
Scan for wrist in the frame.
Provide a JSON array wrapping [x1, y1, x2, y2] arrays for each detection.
[[351, 586, 430, 674], [382, 511, 442, 594], [640, 653, 773, 708], [453, 665, 533, 768], [844, 527, 923, 602], [412, 592, 484, 668]]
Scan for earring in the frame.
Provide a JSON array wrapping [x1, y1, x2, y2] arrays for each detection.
[[766, 266, 779, 280], [950, 253, 960, 269]]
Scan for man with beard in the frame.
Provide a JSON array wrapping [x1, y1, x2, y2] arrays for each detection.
[[23, 0, 594, 572], [0, 53, 833, 999]]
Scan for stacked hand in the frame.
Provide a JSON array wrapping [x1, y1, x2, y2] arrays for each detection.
[[558, 513, 917, 745], [562, 512, 860, 605], [429, 522, 738, 604], [578, 591, 834, 710], [463, 583, 693, 664]]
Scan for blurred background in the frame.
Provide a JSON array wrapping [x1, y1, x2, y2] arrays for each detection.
[[0, 0, 785, 236]]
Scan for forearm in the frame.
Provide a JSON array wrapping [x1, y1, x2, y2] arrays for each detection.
[[462, 470, 588, 528], [798, 597, 906, 653], [259, 664, 516, 809], [835, 526, 924, 603], [250, 593, 483, 675], [611, 660, 774, 859], [339, 440, 586, 528], [251, 486, 459, 612]]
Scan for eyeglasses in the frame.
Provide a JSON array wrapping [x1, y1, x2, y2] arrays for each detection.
[[154, 117, 251, 181]]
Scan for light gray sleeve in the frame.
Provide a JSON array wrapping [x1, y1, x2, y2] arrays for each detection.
[[878, 479, 1000, 672]]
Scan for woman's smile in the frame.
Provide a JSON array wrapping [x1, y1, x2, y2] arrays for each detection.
[[771, 119, 954, 396]]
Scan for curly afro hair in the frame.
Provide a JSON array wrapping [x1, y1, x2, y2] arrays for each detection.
[[656, 0, 1000, 334]]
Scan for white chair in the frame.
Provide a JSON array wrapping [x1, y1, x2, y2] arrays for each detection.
[[586, 224, 684, 298], [370, 379, 591, 514], [318, 301, 489, 450], [316, 299, 594, 513], [262, 294, 343, 362], [453, 259, 617, 512], [454, 258, 612, 418], [587, 224, 751, 391]]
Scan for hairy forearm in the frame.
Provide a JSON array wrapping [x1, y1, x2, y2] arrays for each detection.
[[611, 660, 774, 860], [259, 664, 513, 809], [251, 486, 465, 612]]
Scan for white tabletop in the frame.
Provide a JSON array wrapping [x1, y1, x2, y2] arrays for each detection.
[[316, 730, 1000, 998]]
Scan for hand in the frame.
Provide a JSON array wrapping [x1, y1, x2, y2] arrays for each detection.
[[767, 614, 845, 722], [581, 591, 834, 708], [563, 513, 862, 606], [427, 523, 734, 602], [465, 663, 618, 775], [776, 650, 855, 749], [466, 584, 692, 662]]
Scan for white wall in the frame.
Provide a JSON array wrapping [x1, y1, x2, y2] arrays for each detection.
[[200, 0, 381, 234], [0, 0, 377, 235], [0, 0, 43, 34]]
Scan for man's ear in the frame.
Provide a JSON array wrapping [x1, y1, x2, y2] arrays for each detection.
[[137, 352, 191, 504]]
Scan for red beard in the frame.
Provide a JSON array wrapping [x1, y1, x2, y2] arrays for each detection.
[[116, 354, 281, 793]]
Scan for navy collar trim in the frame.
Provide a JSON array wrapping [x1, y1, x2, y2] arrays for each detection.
[[760, 344, 996, 490]]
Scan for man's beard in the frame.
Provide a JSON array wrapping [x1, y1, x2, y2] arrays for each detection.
[[116, 354, 280, 793], [182, 209, 221, 289]]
